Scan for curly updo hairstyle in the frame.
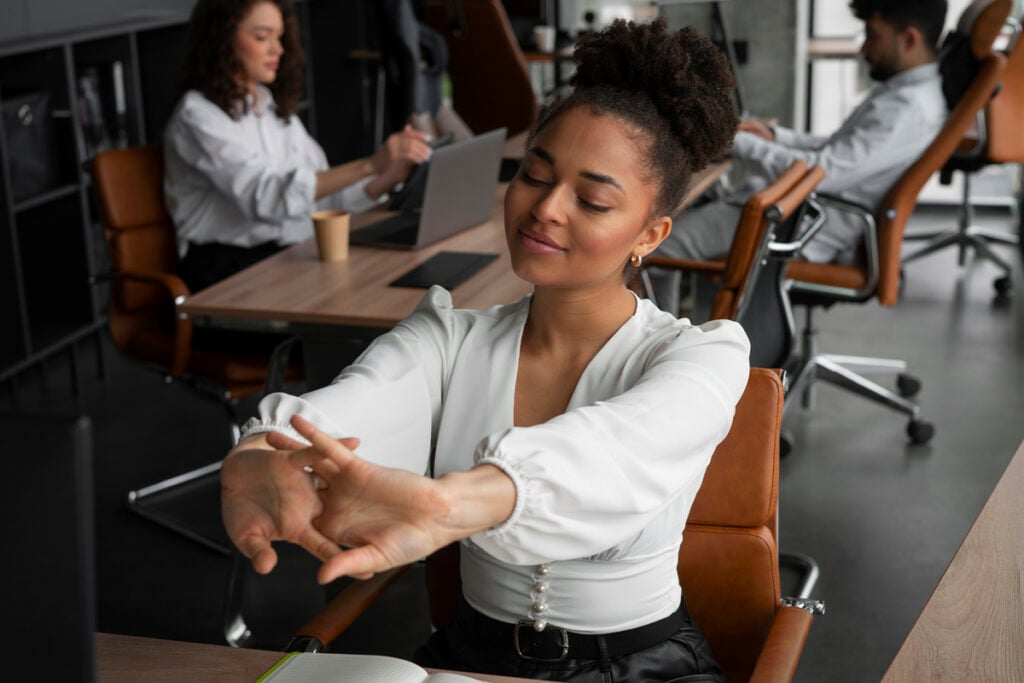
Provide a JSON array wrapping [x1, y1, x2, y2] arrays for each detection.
[[177, 0, 305, 120], [530, 18, 739, 217]]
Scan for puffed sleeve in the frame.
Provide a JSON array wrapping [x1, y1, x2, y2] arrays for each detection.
[[169, 94, 318, 223], [241, 287, 456, 473], [470, 318, 750, 565]]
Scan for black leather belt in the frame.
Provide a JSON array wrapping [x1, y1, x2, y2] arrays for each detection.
[[459, 598, 688, 663]]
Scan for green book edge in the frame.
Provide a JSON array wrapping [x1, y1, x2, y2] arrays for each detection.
[[255, 651, 300, 682]]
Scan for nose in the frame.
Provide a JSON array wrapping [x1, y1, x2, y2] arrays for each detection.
[[532, 183, 569, 225], [271, 38, 283, 56]]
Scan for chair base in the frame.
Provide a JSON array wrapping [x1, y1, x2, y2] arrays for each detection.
[[126, 460, 231, 556], [903, 223, 1017, 292], [902, 168, 1018, 296], [785, 352, 935, 444]]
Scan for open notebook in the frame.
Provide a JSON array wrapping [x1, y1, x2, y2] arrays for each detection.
[[258, 652, 482, 682]]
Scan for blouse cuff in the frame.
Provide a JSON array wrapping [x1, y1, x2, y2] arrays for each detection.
[[473, 453, 528, 537], [239, 416, 310, 446], [341, 176, 386, 213]]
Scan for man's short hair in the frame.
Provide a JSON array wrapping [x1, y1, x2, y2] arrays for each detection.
[[849, 0, 948, 51]]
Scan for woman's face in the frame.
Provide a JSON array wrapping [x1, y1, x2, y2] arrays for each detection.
[[504, 107, 670, 291], [233, 1, 284, 91]]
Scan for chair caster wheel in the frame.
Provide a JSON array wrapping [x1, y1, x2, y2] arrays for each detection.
[[907, 419, 935, 444], [994, 275, 1012, 296], [896, 373, 921, 398]]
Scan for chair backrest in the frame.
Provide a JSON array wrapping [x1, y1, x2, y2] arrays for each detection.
[[986, 19, 1024, 163], [876, 51, 1006, 305], [678, 367, 784, 682], [422, 0, 537, 136], [91, 145, 180, 356], [958, 0, 1013, 59], [423, 368, 786, 682], [713, 161, 825, 321], [92, 144, 178, 302]]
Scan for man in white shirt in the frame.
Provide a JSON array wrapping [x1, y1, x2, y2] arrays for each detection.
[[653, 0, 948, 313]]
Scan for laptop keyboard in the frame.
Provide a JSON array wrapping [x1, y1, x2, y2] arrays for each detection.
[[353, 212, 420, 245]]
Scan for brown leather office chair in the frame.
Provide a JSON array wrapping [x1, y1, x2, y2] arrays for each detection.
[[782, 46, 1008, 444], [285, 368, 820, 682], [92, 144, 280, 554], [422, 0, 537, 136], [642, 160, 826, 326], [903, 3, 1021, 296]]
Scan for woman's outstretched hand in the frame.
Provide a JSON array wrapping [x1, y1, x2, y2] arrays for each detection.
[[371, 125, 432, 177], [271, 414, 516, 585], [220, 433, 359, 575]]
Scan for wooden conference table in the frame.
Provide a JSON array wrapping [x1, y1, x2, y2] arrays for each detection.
[[177, 157, 730, 331], [96, 632, 538, 682], [882, 438, 1024, 680]]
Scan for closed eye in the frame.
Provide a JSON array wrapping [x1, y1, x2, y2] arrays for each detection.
[[579, 198, 611, 213]]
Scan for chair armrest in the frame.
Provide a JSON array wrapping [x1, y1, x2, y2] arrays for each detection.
[[114, 268, 193, 377], [287, 566, 410, 653], [765, 195, 826, 259], [749, 605, 815, 683], [776, 193, 879, 300]]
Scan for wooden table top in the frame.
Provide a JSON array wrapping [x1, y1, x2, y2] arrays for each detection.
[[178, 160, 730, 330], [881, 438, 1024, 681], [96, 632, 537, 682]]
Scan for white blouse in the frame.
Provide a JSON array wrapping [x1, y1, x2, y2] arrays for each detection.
[[163, 85, 380, 258], [243, 287, 750, 633]]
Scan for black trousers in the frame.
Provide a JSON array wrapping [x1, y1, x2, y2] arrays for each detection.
[[414, 596, 724, 683], [178, 240, 285, 293], [178, 241, 293, 360]]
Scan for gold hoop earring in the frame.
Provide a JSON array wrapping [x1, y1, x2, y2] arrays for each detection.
[[631, 253, 643, 268]]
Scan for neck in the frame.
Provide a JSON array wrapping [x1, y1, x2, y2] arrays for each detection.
[[524, 282, 638, 354], [902, 52, 935, 71]]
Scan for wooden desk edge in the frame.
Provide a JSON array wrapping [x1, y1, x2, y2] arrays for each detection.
[[881, 438, 1024, 681]]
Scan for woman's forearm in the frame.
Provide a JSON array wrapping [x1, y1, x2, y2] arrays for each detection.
[[314, 157, 377, 200], [437, 464, 517, 537]]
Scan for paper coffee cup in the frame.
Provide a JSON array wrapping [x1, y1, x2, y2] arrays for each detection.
[[312, 210, 350, 262], [534, 25, 556, 53]]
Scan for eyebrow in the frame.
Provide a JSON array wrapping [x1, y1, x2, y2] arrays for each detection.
[[527, 146, 625, 194]]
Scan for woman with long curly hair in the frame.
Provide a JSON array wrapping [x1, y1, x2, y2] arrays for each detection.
[[221, 18, 744, 682], [164, 0, 432, 291]]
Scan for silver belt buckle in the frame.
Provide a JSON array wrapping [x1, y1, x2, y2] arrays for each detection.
[[513, 620, 569, 662]]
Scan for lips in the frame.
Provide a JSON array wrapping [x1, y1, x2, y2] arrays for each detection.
[[518, 226, 565, 254], [265, 61, 279, 71]]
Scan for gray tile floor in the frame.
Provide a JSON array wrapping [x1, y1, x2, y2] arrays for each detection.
[[2, 200, 1021, 681]]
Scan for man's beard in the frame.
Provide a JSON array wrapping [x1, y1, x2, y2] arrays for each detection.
[[869, 63, 898, 81]]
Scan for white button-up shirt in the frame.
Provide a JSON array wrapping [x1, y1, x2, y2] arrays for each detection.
[[243, 287, 750, 632], [163, 85, 380, 257]]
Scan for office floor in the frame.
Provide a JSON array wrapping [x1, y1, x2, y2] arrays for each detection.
[[3, 202, 1022, 682]]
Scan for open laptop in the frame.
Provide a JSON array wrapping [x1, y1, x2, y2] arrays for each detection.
[[350, 127, 507, 249]]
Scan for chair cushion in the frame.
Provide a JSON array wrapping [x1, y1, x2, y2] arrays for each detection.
[[688, 368, 782, 529], [678, 526, 780, 683], [786, 260, 868, 292]]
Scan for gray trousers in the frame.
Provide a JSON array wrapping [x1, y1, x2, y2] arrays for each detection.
[[649, 202, 743, 316]]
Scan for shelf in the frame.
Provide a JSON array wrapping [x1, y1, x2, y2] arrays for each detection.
[[12, 182, 80, 213]]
